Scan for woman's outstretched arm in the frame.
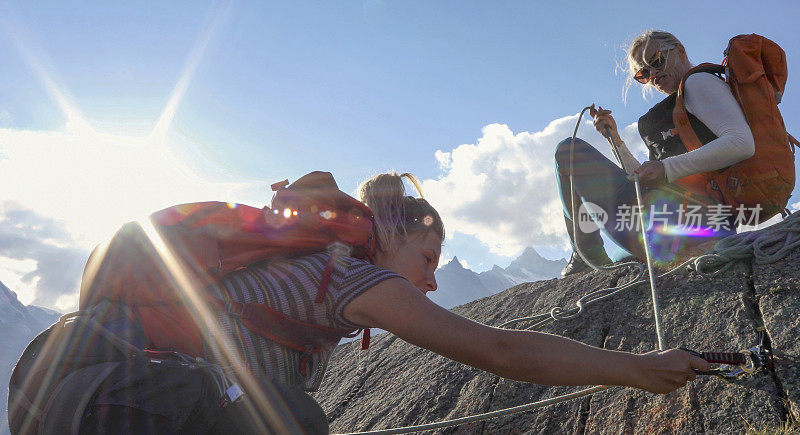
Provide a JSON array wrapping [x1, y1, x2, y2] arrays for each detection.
[[344, 278, 711, 394]]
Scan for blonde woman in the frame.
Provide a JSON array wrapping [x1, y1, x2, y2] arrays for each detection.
[[68, 171, 710, 434], [557, 30, 754, 275]]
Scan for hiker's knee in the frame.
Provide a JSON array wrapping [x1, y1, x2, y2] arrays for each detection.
[[555, 137, 593, 172]]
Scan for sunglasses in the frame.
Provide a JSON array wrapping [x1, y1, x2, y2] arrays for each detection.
[[634, 50, 668, 84]]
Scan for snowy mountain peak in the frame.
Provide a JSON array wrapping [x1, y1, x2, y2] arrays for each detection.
[[444, 256, 464, 270], [478, 247, 567, 294], [1, 281, 61, 431], [0, 280, 30, 326], [508, 247, 548, 270], [431, 257, 488, 308], [522, 246, 543, 258]]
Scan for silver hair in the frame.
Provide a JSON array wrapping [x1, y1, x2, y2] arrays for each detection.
[[622, 30, 682, 101]]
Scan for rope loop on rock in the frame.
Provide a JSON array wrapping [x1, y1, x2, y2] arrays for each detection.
[[336, 385, 613, 435]]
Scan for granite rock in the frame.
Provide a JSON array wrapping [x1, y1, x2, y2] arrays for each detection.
[[316, 254, 799, 433]]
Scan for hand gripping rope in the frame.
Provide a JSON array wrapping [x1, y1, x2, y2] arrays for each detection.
[[683, 330, 776, 381], [334, 106, 795, 435]]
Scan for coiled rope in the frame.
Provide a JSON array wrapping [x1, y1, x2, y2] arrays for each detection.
[[499, 212, 800, 333], [693, 211, 800, 274]]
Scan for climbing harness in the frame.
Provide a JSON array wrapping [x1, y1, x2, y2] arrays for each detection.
[[333, 106, 799, 434]]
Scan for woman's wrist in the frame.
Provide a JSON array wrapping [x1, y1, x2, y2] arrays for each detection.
[[594, 349, 647, 388], [625, 353, 649, 389]]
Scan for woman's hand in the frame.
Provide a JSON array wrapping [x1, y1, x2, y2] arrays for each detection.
[[590, 105, 622, 144], [632, 349, 712, 394], [633, 160, 667, 186]]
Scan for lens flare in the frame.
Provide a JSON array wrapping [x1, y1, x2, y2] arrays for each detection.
[[653, 224, 719, 238], [137, 219, 299, 433]]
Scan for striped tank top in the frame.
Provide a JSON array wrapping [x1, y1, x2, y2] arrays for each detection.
[[205, 251, 402, 391]]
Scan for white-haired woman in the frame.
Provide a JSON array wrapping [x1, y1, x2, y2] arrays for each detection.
[[557, 30, 754, 275]]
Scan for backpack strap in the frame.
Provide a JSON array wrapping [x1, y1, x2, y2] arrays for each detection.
[[673, 63, 726, 152], [212, 297, 349, 351], [789, 132, 799, 152], [209, 296, 364, 374], [316, 248, 338, 303], [38, 362, 121, 434]]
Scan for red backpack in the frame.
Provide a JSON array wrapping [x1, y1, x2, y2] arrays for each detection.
[[673, 34, 798, 223], [79, 171, 376, 368]]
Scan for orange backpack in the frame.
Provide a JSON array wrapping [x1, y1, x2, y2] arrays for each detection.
[[79, 171, 375, 363], [673, 34, 798, 223]]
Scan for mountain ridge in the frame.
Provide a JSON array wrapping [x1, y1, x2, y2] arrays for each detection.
[[431, 247, 567, 308], [0, 281, 61, 433]]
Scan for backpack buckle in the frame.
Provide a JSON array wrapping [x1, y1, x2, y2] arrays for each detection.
[[299, 345, 314, 377], [228, 301, 246, 318], [221, 383, 245, 408]]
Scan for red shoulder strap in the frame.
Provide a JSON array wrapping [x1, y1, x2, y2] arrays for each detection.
[[208, 296, 369, 374], [210, 296, 350, 352]]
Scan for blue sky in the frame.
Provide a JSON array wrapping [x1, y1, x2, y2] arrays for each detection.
[[1, 1, 799, 310]]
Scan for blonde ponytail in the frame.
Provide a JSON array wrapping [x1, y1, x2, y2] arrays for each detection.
[[358, 172, 444, 252]]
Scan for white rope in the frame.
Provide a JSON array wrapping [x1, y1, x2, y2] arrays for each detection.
[[335, 386, 613, 435], [567, 106, 665, 348], [633, 173, 666, 350]]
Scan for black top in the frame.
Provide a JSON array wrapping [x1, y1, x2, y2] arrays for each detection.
[[638, 87, 718, 162]]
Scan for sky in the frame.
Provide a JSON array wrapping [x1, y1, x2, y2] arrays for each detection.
[[0, 1, 799, 311]]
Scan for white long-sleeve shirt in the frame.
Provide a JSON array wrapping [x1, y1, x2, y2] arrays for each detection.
[[617, 73, 755, 182]]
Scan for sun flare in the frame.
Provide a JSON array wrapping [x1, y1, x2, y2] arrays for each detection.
[[0, 0, 250, 310]]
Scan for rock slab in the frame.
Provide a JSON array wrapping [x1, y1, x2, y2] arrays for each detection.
[[316, 254, 799, 434]]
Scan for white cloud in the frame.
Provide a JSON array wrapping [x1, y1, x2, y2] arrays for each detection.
[[0, 202, 88, 309], [0, 258, 37, 304], [0, 124, 260, 248], [620, 121, 647, 160], [435, 150, 452, 170], [0, 123, 263, 310], [422, 115, 628, 257]]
